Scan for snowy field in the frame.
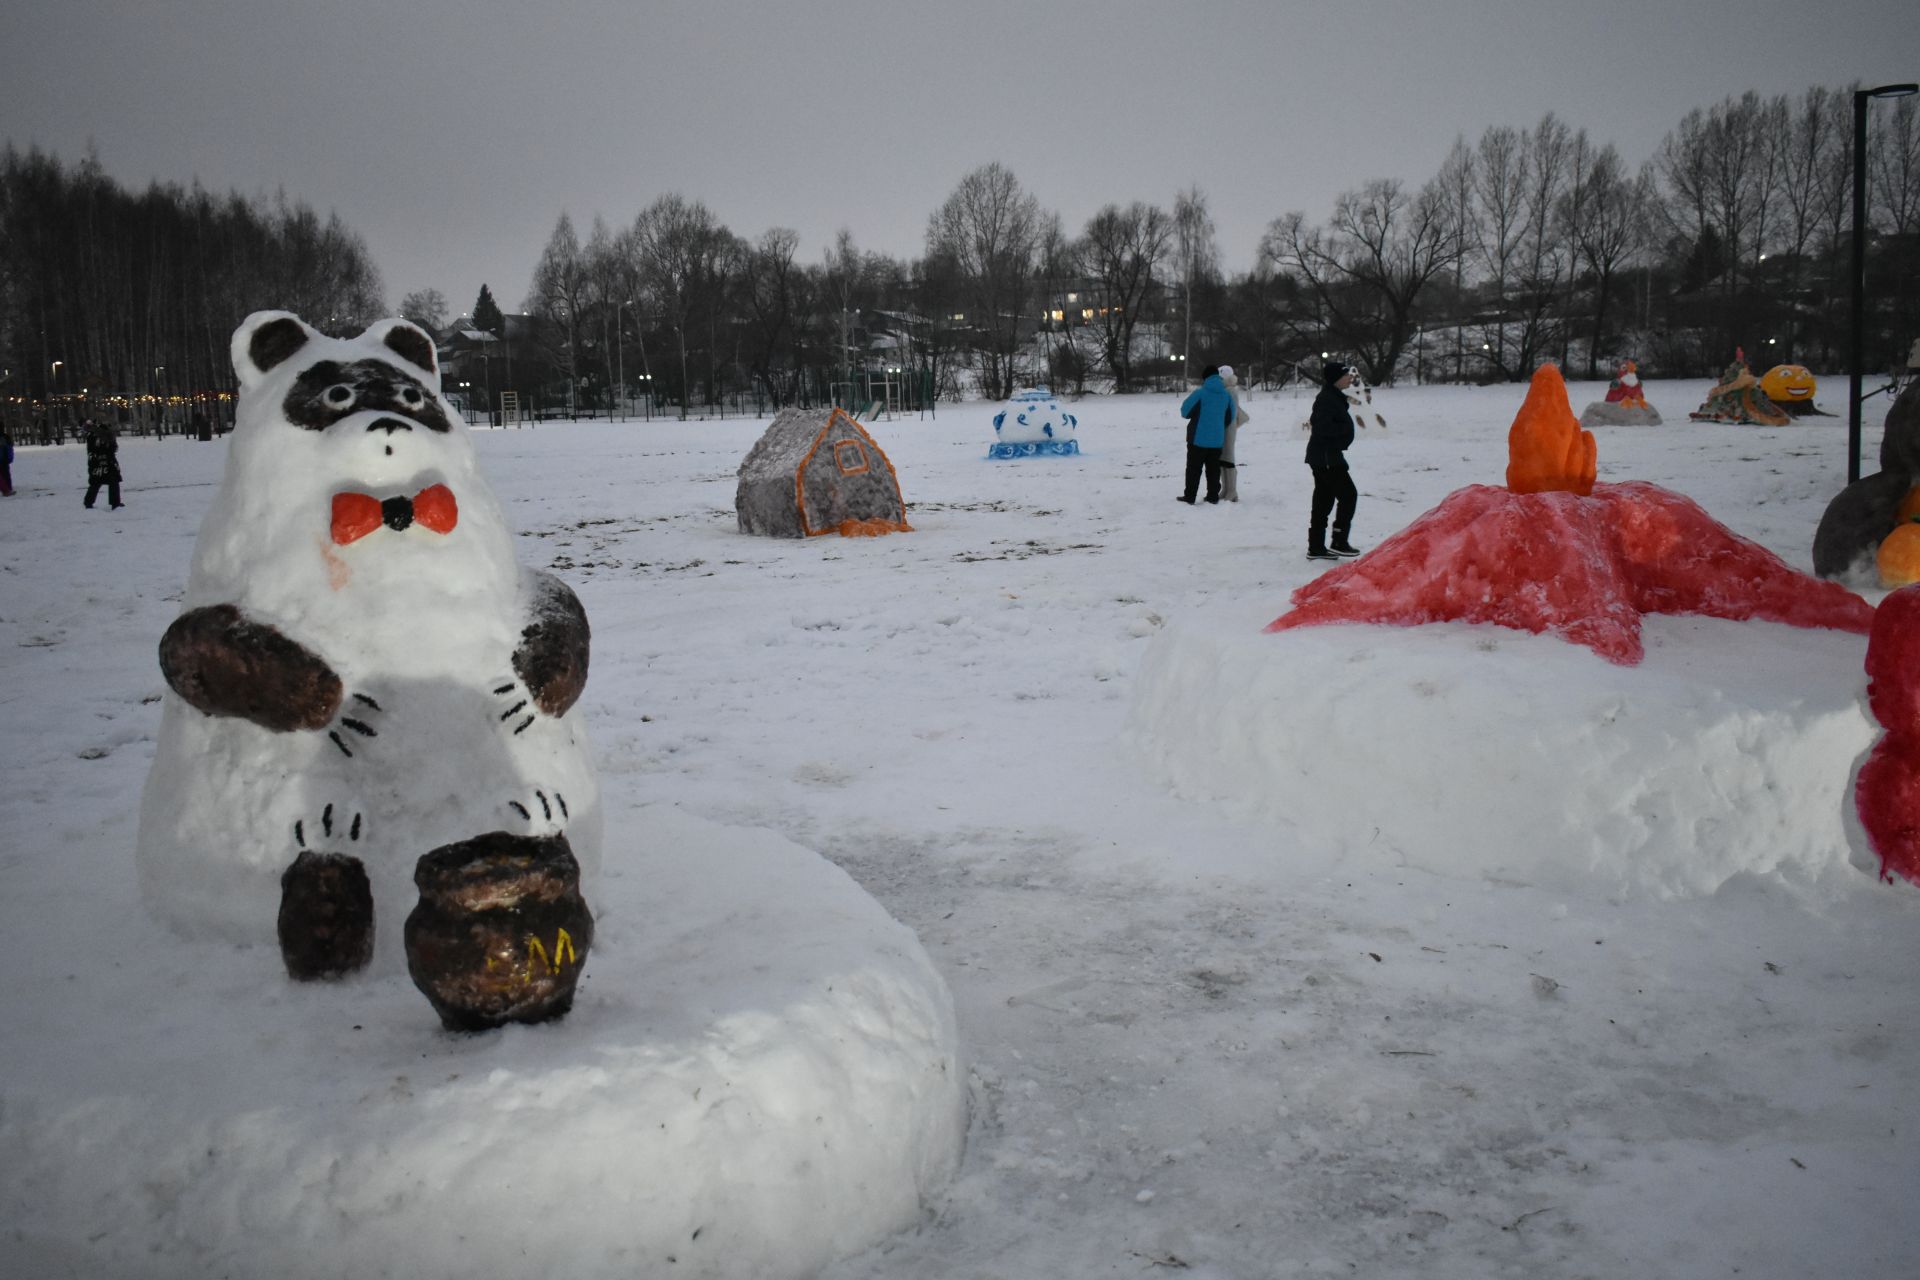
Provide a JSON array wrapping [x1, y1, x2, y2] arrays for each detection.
[[2, 376, 1917, 1278]]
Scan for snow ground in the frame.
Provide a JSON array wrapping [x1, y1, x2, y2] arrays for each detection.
[[2, 376, 1916, 1278]]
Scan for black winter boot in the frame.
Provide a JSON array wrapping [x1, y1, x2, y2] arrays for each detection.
[[1308, 530, 1337, 560], [1330, 533, 1361, 557]]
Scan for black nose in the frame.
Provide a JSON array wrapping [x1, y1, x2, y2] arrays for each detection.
[[368, 417, 414, 435]]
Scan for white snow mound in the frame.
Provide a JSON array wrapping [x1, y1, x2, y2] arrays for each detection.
[[0, 805, 966, 1280], [1129, 611, 1879, 899]]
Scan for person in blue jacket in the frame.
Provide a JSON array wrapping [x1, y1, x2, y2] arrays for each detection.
[[1305, 361, 1360, 559], [1177, 366, 1234, 504], [0, 424, 14, 496]]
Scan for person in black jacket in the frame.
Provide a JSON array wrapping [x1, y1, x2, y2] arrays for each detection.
[[1305, 361, 1359, 560], [82, 419, 123, 509]]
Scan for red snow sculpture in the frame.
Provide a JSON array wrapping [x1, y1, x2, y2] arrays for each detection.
[[1268, 365, 1873, 665], [1856, 585, 1920, 885]]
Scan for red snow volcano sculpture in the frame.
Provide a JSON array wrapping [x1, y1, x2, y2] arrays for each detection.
[[1268, 365, 1873, 665], [1855, 585, 1920, 885]]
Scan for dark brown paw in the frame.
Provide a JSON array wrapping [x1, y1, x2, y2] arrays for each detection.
[[278, 849, 375, 980], [160, 604, 342, 732]]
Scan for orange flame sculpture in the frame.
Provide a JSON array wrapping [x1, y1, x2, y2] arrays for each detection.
[[1505, 364, 1597, 496]]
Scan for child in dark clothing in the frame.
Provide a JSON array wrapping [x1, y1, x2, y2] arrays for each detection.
[[83, 420, 123, 509]]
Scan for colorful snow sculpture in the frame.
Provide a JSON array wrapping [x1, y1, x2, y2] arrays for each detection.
[[1269, 364, 1872, 664], [1506, 364, 1597, 496], [1875, 517, 1920, 587], [1854, 584, 1920, 886], [1579, 359, 1663, 426], [1689, 350, 1790, 425], [1813, 377, 1920, 580], [989, 387, 1081, 458], [736, 406, 910, 538], [138, 311, 601, 1011], [1761, 363, 1831, 416]]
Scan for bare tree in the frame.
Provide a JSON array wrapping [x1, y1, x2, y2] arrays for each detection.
[[1771, 86, 1851, 361], [1433, 137, 1477, 379], [630, 194, 732, 417], [1075, 201, 1173, 392], [1172, 185, 1218, 379], [1263, 176, 1460, 385], [1561, 137, 1650, 375], [737, 227, 806, 405], [525, 211, 589, 415], [1472, 125, 1527, 373], [926, 162, 1046, 400], [398, 287, 448, 331], [1871, 94, 1920, 237]]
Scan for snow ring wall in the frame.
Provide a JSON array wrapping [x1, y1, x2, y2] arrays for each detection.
[[1129, 611, 1879, 899], [0, 806, 966, 1279]]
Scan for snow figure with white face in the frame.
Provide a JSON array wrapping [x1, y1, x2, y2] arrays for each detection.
[[137, 312, 600, 998], [989, 387, 1080, 458]]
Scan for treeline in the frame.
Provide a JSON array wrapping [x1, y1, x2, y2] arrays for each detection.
[[511, 84, 1917, 415], [3, 82, 1914, 435], [0, 144, 382, 431]]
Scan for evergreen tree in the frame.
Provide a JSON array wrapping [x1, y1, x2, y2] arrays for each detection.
[[472, 283, 505, 335]]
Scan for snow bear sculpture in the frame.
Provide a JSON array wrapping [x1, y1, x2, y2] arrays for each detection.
[[989, 387, 1080, 457], [137, 311, 601, 1004]]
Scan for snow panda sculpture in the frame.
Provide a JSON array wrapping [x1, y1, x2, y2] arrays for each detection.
[[989, 387, 1080, 458], [137, 311, 601, 1004]]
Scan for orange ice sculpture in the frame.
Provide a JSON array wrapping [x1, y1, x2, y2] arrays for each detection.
[[1505, 364, 1597, 496]]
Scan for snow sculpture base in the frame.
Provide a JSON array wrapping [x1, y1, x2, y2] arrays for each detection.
[[0, 807, 966, 1280], [1131, 609, 1881, 900], [1579, 400, 1663, 427], [987, 439, 1081, 459]]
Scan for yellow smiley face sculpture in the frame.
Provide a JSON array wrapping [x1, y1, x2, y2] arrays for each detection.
[[1761, 364, 1817, 403]]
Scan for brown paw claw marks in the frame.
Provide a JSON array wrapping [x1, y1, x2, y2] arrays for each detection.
[[294, 802, 365, 849], [506, 789, 570, 829], [328, 691, 383, 757], [493, 678, 537, 735]]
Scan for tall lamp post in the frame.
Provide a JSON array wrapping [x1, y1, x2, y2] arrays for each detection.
[[617, 300, 630, 423], [1849, 81, 1918, 483]]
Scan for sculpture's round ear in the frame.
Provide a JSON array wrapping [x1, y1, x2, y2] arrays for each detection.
[[363, 318, 440, 388], [232, 311, 316, 390]]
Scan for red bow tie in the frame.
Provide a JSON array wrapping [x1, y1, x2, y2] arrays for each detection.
[[331, 484, 459, 545]]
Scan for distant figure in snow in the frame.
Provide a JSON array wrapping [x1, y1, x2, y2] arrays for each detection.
[[1, 425, 14, 496], [1306, 361, 1360, 560], [82, 419, 123, 509], [1218, 365, 1251, 502], [1177, 365, 1233, 504]]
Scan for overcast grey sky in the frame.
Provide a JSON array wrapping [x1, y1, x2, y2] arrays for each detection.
[[3, 0, 1914, 319]]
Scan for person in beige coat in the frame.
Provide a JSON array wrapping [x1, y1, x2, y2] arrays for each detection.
[[1218, 365, 1251, 502]]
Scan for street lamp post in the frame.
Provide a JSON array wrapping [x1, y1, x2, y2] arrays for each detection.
[[617, 301, 629, 423], [1849, 81, 1919, 483]]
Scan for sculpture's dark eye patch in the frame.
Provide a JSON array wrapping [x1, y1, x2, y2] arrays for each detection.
[[283, 360, 452, 433]]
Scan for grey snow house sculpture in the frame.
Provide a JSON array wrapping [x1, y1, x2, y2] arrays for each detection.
[[736, 406, 911, 539]]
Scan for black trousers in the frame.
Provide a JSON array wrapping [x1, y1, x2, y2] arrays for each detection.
[[1184, 445, 1223, 502], [84, 480, 121, 508], [1308, 462, 1356, 541]]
